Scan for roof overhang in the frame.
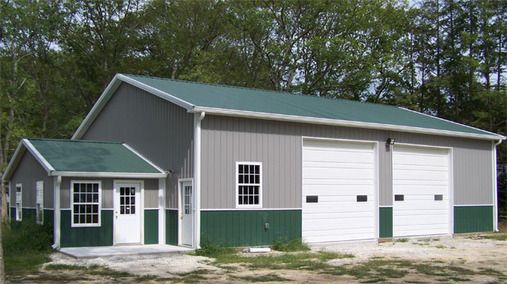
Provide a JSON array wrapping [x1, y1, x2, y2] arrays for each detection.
[[2, 139, 168, 182], [191, 106, 506, 141], [72, 73, 505, 142]]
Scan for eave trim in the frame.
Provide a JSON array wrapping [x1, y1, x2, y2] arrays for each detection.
[[49, 171, 167, 178], [192, 106, 505, 141]]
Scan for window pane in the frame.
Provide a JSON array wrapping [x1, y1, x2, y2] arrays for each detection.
[[92, 214, 98, 223], [74, 183, 80, 193], [74, 205, 80, 214], [87, 183, 92, 192], [93, 183, 98, 192], [74, 215, 79, 224]]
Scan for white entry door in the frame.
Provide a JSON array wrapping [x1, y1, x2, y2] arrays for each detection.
[[115, 183, 141, 244], [181, 182, 193, 246]]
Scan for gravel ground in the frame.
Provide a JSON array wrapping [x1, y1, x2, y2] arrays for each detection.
[[41, 234, 507, 283]]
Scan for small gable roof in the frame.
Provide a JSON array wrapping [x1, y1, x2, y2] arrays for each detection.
[[73, 74, 505, 141], [3, 139, 166, 181]]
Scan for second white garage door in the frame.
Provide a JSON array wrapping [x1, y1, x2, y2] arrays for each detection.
[[393, 145, 451, 237], [302, 139, 376, 243]]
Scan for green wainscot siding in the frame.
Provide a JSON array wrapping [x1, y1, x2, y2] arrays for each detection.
[[144, 209, 159, 244], [60, 210, 113, 247], [454, 206, 494, 234], [379, 207, 393, 238], [166, 209, 178, 245], [201, 210, 302, 247]]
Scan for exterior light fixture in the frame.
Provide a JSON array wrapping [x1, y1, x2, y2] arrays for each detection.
[[386, 138, 395, 146]]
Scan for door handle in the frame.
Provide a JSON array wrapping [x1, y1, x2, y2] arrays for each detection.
[[180, 214, 184, 220], [115, 211, 118, 219]]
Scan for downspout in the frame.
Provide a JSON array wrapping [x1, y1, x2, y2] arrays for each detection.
[[194, 112, 205, 248], [52, 176, 62, 249], [493, 139, 502, 232]]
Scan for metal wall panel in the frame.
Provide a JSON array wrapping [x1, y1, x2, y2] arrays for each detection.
[[201, 115, 494, 209], [81, 83, 194, 208], [144, 179, 159, 208], [10, 151, 53, 208]]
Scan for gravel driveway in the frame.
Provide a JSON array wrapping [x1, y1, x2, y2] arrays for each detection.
[[35, 234, 506, 283]]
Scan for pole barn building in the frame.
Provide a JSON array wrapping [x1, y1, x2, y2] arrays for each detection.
[[3, 74, 505, 249]]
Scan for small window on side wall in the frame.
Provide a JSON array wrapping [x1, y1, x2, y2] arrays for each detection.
[[15, 184, 22, 222], [36, 181, 44, 225], [236, 162, 262, 208]]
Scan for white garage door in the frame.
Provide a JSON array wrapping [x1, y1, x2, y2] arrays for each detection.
[[302, 139, 376, 243], [393, 145, 451, 237]]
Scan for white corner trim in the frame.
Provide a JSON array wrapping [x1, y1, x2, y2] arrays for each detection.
[[158, 178, 166, 245], [23, 139, 55, 173], [192, 106, 504, 141], [122, 143, 167, 174], [193, 112, 205, 249]]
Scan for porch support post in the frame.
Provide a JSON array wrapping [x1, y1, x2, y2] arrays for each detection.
[[52, 176, 61, 249], [158, 178, 166, 244]]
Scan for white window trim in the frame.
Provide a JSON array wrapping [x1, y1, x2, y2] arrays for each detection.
[[15, 183, 22, 222], [71, 180, 102, 227], [36, 181, 44, 225], [235, 162, 262, 209]]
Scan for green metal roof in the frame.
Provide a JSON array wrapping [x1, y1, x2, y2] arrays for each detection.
[[122, 74, 500, 138], [27, 139, 162, 174]]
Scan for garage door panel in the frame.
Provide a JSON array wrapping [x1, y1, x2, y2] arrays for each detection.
[[303, 168, 374, 179], [302, 139, 376, 243], [393, 145, 451, 238], [393, 170, 448, 181]]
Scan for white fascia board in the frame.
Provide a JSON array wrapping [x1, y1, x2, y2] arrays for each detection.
[[23, 139, 55, 173], [191, 106, 505, 141], [122, 143, 166, 174], [2, 142, 26, 182], [117, 74, 194, 111], [72, 74, 195, 139], [49, 171, 167, 178], [400, 107, 506, 140], [72, 75, 124, 139]]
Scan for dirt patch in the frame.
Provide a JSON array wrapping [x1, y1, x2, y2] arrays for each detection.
[[7, 235, 507, 283]]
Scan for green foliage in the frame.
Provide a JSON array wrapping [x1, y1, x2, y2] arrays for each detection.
[[482, 233, 507, 241], [272, 238, 310, 252], [3, 216, 53, 255], [2, 216, 54, 276], [194, 237, 235, 257], [0, 0, 505, 180]]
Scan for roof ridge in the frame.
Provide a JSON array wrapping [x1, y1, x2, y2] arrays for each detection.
[[123, 73, 401, 110], [28, 138, 122, 145]]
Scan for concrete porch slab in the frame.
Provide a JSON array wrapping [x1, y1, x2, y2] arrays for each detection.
[[59, 244, 194, 258]]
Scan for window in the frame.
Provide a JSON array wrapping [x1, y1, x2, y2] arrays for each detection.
[[72, 181, 100, 226], [236, 162, 262, 208], [36, 181, 44, 225], [15, 184, 22, 221]]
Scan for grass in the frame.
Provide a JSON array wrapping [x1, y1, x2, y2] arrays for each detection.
[[482, 233, 507, 241], [231, 273, 291, 282], [273, 238, 310, 252]]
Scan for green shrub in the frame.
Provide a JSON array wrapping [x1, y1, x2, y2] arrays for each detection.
[[3, 216, 53, 255], [273, 238, 310, 252]]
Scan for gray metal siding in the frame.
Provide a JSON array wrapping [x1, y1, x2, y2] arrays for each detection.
[[201, 115, 494, 209], [144, 179, 159, 208], [81, 83, 194, 208], [10, 151, 53, 208]]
